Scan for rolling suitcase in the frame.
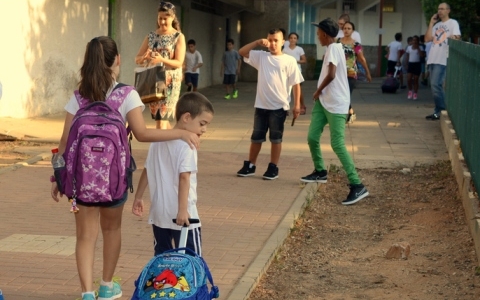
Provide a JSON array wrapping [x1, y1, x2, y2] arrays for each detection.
[[132, 219, 219, 300], [381, 66, 401, 93]]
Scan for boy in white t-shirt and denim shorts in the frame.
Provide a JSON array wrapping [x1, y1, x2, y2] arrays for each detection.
[[300, 18, 369, 206], [236, 28, 304, 180]]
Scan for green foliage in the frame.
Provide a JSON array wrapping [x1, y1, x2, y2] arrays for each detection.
[[421, 0, 479, 40]]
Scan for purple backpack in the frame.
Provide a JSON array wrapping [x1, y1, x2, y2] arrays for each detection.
[[57, 84, 136, 207]]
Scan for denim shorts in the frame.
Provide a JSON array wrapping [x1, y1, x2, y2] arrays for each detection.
[[184, 73, 199, 87], [251, 108, 287, 144], [223, 74, 236, 85], [76, 191, 128, 208]]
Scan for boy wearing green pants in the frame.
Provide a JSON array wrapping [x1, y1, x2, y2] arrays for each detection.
[[300, 18, 368, 205]]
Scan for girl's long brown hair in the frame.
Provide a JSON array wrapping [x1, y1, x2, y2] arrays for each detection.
[[78, 36, 118, 102]]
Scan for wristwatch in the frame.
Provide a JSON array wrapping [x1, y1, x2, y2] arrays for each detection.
[[50, 175, 56, 183]]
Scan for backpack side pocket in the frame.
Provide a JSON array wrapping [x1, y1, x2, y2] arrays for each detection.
[[54, 166, 66, 195]]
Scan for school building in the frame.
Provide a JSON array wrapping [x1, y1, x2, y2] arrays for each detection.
[[0, 0, 427, 118]]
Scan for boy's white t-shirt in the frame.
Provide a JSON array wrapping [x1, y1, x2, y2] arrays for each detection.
[[244, 50, 304, 110], [282, 45, 305, 71], [185, 50, 203, 74], [406, 45, 422, 63], [145, 140, 200, 230], [64, 82, 145, 121], [387, 41, 403, 61], [427, 19, 461, 66], [318, 43, 350, 114]]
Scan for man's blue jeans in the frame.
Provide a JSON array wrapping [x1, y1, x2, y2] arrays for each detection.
[[428, 64, 447, 114]]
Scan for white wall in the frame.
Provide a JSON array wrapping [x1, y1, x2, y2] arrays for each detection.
[[118, 0, 160, 88], [0, 0, 107, 118]]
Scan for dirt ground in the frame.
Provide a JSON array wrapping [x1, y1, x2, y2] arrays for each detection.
[[249, 161, 480, 300]]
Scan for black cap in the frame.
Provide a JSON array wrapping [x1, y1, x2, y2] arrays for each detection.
[[311, 18, 339, 38]]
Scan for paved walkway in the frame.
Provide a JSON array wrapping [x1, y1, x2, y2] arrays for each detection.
[[0, 79, 448, 299]]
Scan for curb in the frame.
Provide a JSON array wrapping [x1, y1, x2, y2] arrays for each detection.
[[0, 152, 51, 175], [440, 111, 480, 263], [226, 182, 321, 300]]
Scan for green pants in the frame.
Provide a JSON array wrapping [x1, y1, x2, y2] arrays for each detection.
[[307, 100, 361, 184]]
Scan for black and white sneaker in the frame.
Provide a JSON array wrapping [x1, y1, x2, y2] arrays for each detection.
[[300, 169, 327, 183], [262, 163, 279, 180], [342, 184, 369, 205], [425, 113, 440, 120], [237, 161, 256, 177]]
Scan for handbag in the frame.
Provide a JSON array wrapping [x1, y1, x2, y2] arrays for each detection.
[[134, 63, 167, 104]]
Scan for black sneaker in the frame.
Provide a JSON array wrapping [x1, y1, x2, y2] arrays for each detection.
[[237, 161, 256, 177], [300, 169, 327, 183], [342, 184, 369, 205], [187, 85, 193, 92], [425, 113, 440, 120], [262, 163, 279, 180]]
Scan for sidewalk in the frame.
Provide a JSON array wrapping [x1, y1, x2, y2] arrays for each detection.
[[0, 79, 447, 299]]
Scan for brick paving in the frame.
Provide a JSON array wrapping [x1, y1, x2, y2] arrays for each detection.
[[0, 80, 447, 299]]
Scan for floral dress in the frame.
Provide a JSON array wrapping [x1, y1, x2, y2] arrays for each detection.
[[147, 31, 182, 121], [337, 38, 363, 80]]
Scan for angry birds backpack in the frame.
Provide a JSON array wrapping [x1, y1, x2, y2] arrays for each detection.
[[131, 220, 219, 300]]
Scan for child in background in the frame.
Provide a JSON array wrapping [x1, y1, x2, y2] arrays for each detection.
[[283, 32, 307, 115], [406, 35, 425, 100], [184, 39, 203, 92], [220, 38, 242, 99]]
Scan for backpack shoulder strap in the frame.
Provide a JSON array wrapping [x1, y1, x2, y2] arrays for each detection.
[[74, 83, 134, 110], [74, 90, 89, 108], [105, 83, 135, 111]]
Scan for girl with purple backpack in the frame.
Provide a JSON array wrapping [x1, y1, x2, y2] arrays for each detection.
[[50, 36, 199, 300]]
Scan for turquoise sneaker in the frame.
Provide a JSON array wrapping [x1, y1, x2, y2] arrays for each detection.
[[98, 281, 122, 300], [82, 294, 96, 300]]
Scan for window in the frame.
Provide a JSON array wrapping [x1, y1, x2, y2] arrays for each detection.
[[383, 0, 395, 12], [342, 0, 356, 13]]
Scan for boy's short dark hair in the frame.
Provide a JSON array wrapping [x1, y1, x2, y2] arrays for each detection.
[[226, 38, 234, 45], [395, 33, 402, 41], [268, 28, 285, 40], [175, 92, 214, 121], [187, 39, 196, 45]]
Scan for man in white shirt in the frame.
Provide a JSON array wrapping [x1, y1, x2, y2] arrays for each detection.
[[301, 18, 368, 206], [424, 2, 461, 120], [336, 14, 362, 43]]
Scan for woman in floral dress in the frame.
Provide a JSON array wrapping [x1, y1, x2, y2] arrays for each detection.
[[338, 21, 371, 124], [135, 1, 185, 129]]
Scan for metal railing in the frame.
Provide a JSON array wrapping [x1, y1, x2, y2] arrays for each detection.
[[445, 40, 480, 193]]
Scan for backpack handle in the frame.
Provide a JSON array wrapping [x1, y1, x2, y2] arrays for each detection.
[[81, 101, 117, 113], [172, 218, 200, 226]]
